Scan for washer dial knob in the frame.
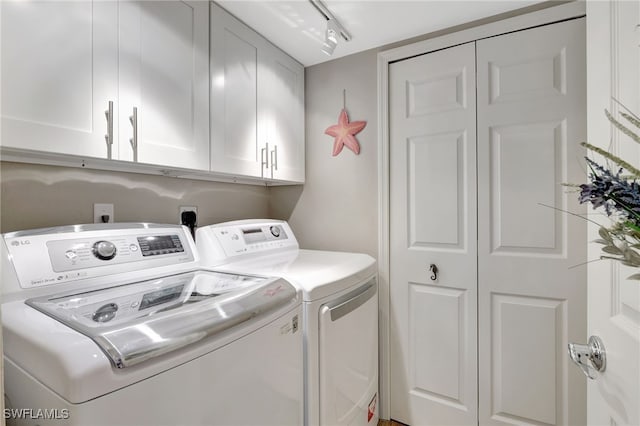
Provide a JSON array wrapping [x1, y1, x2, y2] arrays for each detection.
[[270, 226, 281, 237], [93, 240, 117, 260]]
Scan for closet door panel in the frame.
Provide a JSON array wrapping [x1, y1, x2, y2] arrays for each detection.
[[489, 121, 565, 254], [390, 42, 477, 426], [408, 131, 466, 249], [491, 294, 566, 425], [477, 18, 587, 426]]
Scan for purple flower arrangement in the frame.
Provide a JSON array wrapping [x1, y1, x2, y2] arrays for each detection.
[[578, 107, 640, 274]]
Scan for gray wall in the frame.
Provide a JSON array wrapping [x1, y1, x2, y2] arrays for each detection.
[[269, 49, 378, 257], [0, 162, 270, 233]]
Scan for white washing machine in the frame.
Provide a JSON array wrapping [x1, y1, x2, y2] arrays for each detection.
[[196, 219, 378, 426], [2, 223, 303, 426]]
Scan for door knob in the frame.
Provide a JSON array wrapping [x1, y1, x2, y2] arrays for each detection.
[[428, 264, 438, 281], [568, 335, 606, 380]]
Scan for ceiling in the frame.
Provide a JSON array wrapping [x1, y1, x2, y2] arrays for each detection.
[[217, 0, 545, 67]]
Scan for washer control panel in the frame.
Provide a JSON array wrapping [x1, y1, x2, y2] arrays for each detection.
[[47, 234, 185, 273], [4, 225, 195, 289]]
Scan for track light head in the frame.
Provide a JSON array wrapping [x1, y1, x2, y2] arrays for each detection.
[[309, 0, 351, 56], [321, 19, 339, 56]]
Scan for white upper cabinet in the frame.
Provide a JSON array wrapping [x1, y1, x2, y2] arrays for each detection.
[[259, 43, 305, 183], [119, 1, 209, 170], [1, 1, 118, 158], [2, 0, 303, 183], [210, 3, 262, 178], [210, 3, 305, 183], [1, 0, 209, 171]]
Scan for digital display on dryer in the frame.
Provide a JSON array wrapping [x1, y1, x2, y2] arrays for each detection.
[[242, 228, 262, 234], [242, 228, 267, 244]]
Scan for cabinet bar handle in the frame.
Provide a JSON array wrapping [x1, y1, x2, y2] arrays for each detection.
[[271, 145, 278, 174], [129, 107, 138, 162], [104, 101, 114, 159], [261, 142, 269, 176]]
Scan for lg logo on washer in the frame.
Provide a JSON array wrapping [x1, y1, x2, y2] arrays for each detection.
[[10, 239, 30, 246]]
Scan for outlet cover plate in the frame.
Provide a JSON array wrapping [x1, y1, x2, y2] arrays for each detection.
[[94, 203, 114, 223], [179, 206, 198, 225]]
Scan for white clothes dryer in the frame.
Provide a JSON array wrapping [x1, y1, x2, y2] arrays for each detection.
[[197, 219, 379, 426], [2, 223, 303, 426]]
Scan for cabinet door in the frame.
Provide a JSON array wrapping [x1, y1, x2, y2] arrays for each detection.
[[1, 1, 118, 158], [119, 0, 209, 170], [259, 45, 305, 183], [210, 3, 262, 178]]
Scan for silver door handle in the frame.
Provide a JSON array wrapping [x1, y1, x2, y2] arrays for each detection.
[[270, 144, 278, 177], [261, 142, 269, 177], [104, 101, 114, 159], [129, 107, 138, 162], [568, 335, 606, 379]]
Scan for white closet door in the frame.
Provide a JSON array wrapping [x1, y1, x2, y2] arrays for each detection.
[[389, 42, 477, 425], [1, 1, 118, 158], [119, 0, 209, 170], [477, 18, 587, 426]]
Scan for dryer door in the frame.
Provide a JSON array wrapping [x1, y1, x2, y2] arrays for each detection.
[[319, 277, 378, 425]]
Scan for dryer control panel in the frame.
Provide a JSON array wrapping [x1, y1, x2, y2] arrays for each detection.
[[197, 220, 299, 263], [218, 224, 290, 255]]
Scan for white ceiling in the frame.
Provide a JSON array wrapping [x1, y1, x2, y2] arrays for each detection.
[[217, 1, 544, 67]]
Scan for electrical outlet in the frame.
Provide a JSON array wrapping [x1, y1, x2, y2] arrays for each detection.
[[94, 203, 114, 223], [179, 206, 198, 225]]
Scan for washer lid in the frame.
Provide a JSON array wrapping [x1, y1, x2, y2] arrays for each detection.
[[26, 270, 297, 368]]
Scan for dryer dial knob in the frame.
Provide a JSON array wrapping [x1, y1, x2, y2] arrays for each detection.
[[93, 240, 117, 260], [270, 226, 280, 237]]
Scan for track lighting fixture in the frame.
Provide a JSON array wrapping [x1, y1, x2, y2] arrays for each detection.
[[322, 19, 339, 56], [309, 0, 351, 56]]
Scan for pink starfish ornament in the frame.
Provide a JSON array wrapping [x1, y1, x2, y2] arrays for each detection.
[[324, 108, 367, 156]]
